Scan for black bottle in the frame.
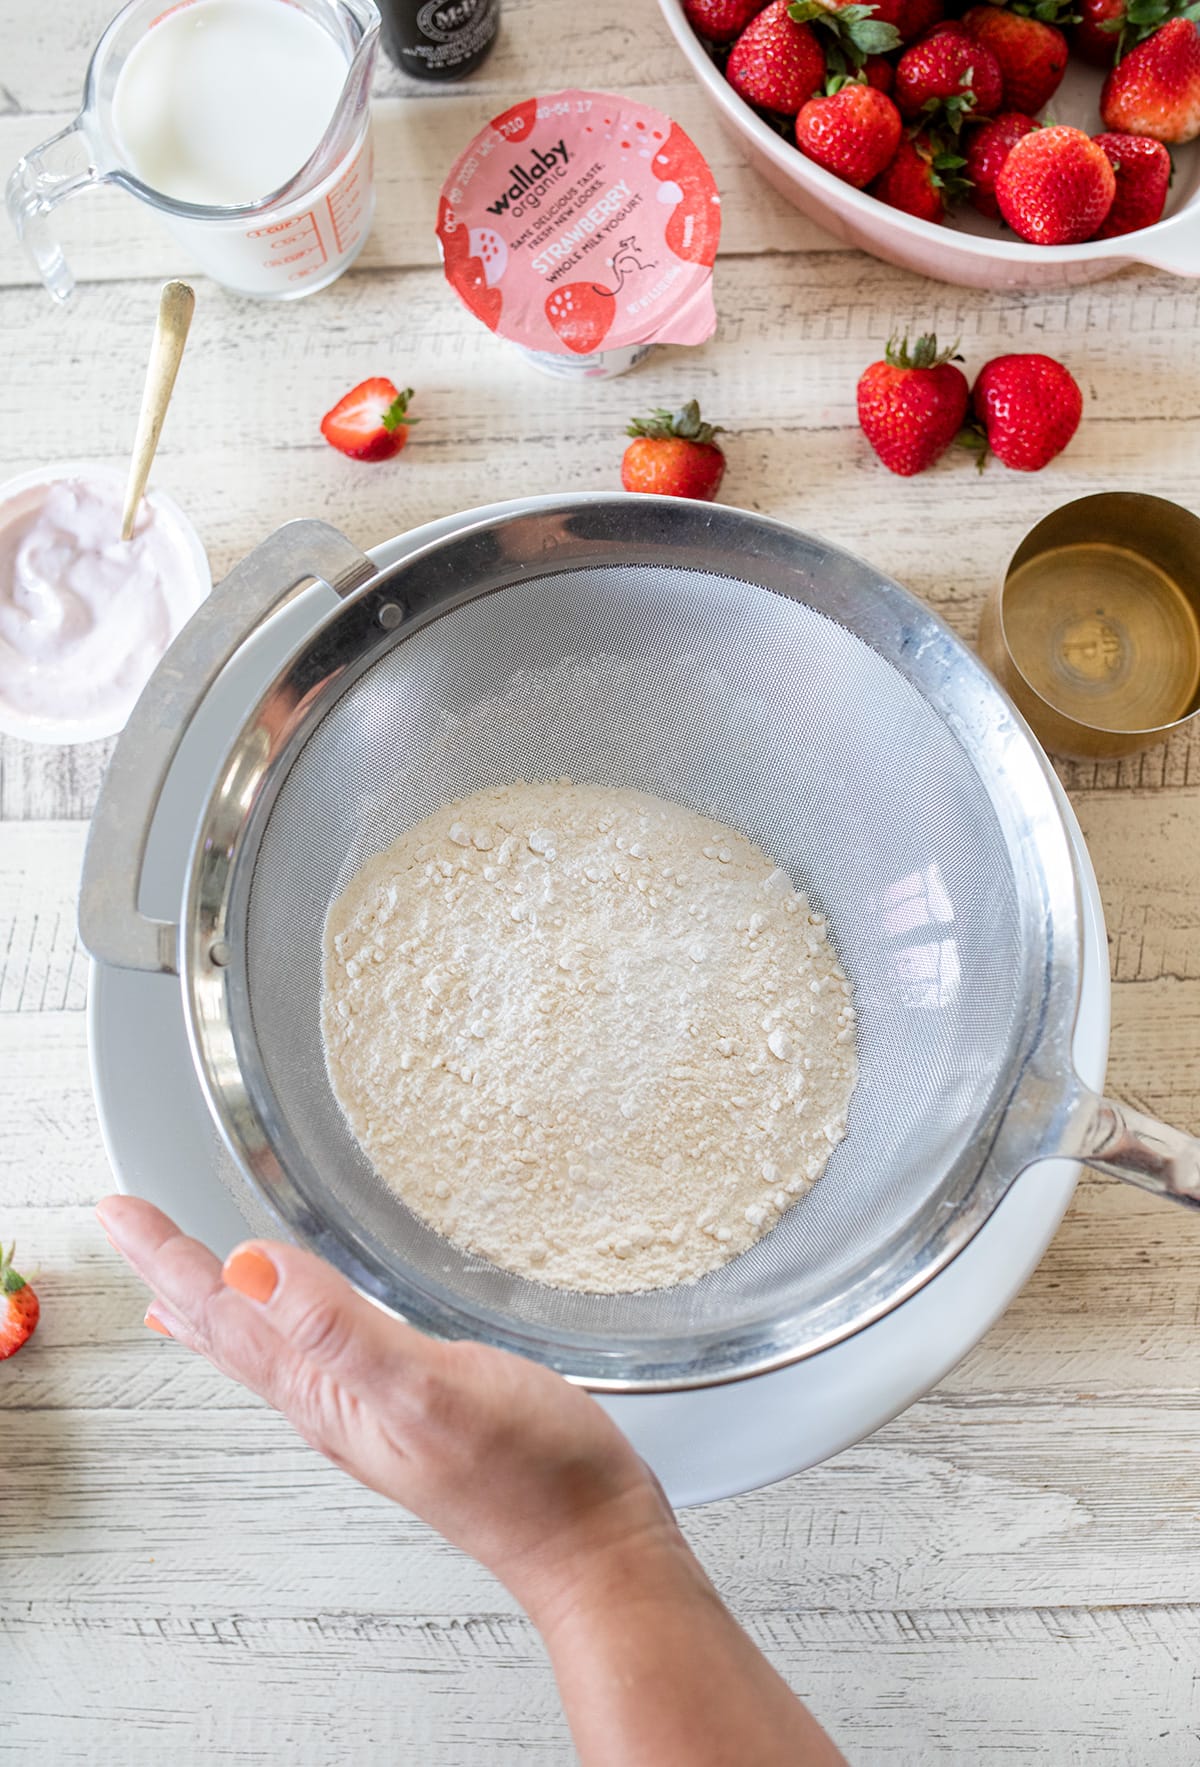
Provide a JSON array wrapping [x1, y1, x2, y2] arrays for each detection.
[[379, 0, 500, 79]]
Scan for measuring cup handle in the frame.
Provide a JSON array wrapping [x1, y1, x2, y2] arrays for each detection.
[[1063, 1087, 1200, 1208], [78, 520, 376, 976], [5, 120, 102, 302]]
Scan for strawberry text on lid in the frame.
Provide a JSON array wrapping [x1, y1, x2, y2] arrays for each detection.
[[437, 90, 721, 359]]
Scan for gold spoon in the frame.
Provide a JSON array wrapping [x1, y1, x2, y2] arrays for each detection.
[[120, 279, 195, 541]]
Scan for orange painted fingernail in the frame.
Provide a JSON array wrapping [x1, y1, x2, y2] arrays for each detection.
[[222, 1245, 278, 1303], [144, 1309, 172, 1338]]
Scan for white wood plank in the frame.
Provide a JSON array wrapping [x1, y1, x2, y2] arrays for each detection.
[[4, 1390, 1200, 1613], [0, 820, 86, 1009], [1075, 791, 1200, 983], [0, 1013, 113, 1201], [6, 1605, 1200, 1765], [0, 735, 113, 824]]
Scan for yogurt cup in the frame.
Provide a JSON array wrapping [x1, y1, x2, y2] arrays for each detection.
[[437, 90, 721, 380], [0, 463, 211, 746]]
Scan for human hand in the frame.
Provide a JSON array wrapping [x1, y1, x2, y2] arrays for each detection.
[[95, 1195, 677, 1624]]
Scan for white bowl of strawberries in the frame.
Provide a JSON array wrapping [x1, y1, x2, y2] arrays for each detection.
[[659, 0, 1200, 286]]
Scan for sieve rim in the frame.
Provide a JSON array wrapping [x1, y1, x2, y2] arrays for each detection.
[[177, 497, 1086, 1391]]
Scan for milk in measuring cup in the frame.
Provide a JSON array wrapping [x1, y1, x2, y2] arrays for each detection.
[[112, 0, 375, 295]]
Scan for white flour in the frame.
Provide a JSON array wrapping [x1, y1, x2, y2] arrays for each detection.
[[321, 781, 857, 1294]]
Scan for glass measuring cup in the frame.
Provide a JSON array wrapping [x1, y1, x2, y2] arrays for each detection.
[[7, 0, 380, 302]]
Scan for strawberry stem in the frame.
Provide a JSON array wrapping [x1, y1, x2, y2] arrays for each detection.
[[789, 0, 902, 70], [1108, 0, 1200, 62], [1008, 0, 1081, 24], [1, 1241, 27, 1294], [382, 388, 417, 432], [956, 419, 990, 472], [626, 400, 724, 444], [883, 332, 964, 369]]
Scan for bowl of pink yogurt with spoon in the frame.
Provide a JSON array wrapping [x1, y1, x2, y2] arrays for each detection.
[[0, 462, 210, 746]]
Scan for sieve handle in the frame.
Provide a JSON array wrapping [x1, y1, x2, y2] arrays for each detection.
[[79, 520, 376, 975], [1064, 1089, 1200, 1208]]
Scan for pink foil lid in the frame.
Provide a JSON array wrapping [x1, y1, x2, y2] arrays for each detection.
[[437, 90, 721, 356]]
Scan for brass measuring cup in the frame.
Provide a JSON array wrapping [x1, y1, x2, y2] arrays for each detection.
[[979, 492, 1200, 761]]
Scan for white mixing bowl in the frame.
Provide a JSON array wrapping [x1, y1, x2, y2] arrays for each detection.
[[658, 0, 1200, 288]]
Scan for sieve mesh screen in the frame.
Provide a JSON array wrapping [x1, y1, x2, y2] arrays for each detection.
[[238, 563, 1026, 1358]]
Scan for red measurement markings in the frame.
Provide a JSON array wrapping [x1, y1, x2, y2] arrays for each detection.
[[248, 206, 328, 274], [326, 137, 372, 256]]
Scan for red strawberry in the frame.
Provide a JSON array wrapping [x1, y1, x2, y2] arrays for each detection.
[[869, 131, 971, 219], [961, 5, 1070, 114], [795, 78, 904, 185], [970, 353, 1082, 470], [857, 333, 970, 475], [964, 110, 1040, 215], [995, 124, 1116, 242], [1074, 0, 1128, 64], [544, 282, 616, 354], [320, 380, 416, 463], [1092, 130, 1173, 233], [1101, 17, 1200, 142], [1075, 0, 1193, 67], [895, 31, 1005, 122], [683, 0, 766, 41], [0, 1243, 39, 1360], [621, 401, 727, 501], [788, 0, 904, 76], [898, 0, 947, 40], [727, 1, 825, 110], [864, 51, 897, 88]]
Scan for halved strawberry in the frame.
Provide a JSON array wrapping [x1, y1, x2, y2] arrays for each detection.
[[320, 380, 416, 462], [0, 1243, 39, 1360]]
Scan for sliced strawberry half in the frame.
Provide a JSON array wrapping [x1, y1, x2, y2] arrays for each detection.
[[0, 1242, 39, 1360], [320, 380, 416, 462]]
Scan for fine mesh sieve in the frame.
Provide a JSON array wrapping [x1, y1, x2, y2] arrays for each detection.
[[79, 499, 1200, 1389]]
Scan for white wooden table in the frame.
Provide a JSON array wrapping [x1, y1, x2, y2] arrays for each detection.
[[4, 3, 1200, 1760]]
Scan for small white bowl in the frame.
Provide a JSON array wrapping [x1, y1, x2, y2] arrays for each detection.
[[658, 0, 1200, 288], [0, 461, 210, 747]]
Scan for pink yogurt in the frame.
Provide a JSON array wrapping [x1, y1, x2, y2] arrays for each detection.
[[437, 90, 721, 380]]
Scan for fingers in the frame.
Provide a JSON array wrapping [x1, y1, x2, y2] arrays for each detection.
[[96, 1195, 439, 1412], [96, 1194, 226, 1318], [219, 1236, 440, 1409], [97, 1194, 298, 1406]]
